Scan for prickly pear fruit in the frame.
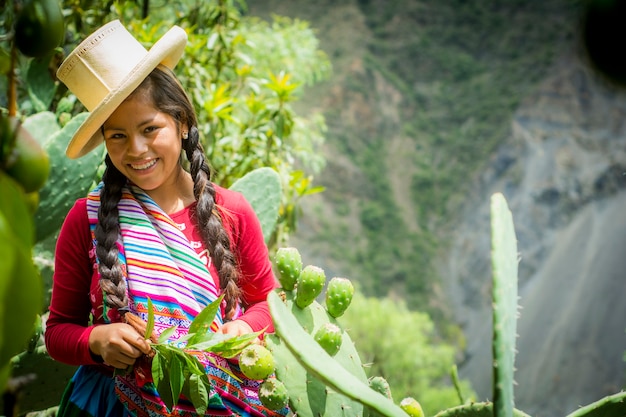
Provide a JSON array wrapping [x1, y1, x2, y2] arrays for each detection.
[[400, 397, 424, 417], [274, 247, 303, 290], [14, 0, 65, 58], [258, 377, 289, 411], [369, 376, 392, 400], [239, 344, 275, 381], [314, 322, 342, 356], [295, 265, 326, 309], [325, 277, 354, 318]]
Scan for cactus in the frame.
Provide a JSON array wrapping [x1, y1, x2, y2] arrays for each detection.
[[258, 377, 289, 411], [265, 285, 368, 417], [369, 376, 393, 400], [28, 112, 103, 243], [239, 344, 275, 381], [313, 322, 342, 356], [433, 402, 531, 417], [490, 193, 519, 417], [268, 289, 408, 416], [400, 397, 425, 417], [264, 193, 626, 417], [274, 247, 303, 290], [229, 167, 281, 245], [325, 276, 354, 318], [564, 391, 626, 417], [294, 265, 326, 308]]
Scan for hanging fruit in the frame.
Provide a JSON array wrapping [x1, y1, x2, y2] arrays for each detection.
[[14, 0, 64, 58], [1, 115, 50, 193]]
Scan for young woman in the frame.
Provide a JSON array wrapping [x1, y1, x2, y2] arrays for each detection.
[[45, 20, 286, 416]]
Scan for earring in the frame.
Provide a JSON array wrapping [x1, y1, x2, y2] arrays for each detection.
[[182, 131, 188, 139]]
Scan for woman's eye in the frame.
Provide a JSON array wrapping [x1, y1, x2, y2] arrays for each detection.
[[145, 126, 158, 133], [106, 133, 125, 140]]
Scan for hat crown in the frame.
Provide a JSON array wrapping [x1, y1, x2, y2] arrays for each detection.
[[57, 20, 153, 111]]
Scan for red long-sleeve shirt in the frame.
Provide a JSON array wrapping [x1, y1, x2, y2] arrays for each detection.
[[45, 184, 278, 366]]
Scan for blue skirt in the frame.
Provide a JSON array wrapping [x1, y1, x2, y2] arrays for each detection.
[[57, 366, 130, 417]]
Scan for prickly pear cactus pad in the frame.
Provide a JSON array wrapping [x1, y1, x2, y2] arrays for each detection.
[[564, 391, 626, 417], [265, 289, 368, 417], [229, 167, 281, 244], [268, 289, 409, 417], [432, 402, 531, 417], [31, 112, 103, 242], [490, 193, 519, 417]]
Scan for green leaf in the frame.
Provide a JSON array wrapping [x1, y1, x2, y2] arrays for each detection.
[[206, 354, 243, 383], [151, 350, 165, 390], [187, 295, 224, 345], [170, 354, 184, 407], [158, 325, 179, 344], [189, 373, 209, 415], [145, 298, 155, 340], [185, 332, 231, 351], [199, 331, 263, 358], [155, 360, 174, 411]]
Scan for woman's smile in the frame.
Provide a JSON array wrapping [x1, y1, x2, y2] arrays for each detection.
[[129, 158, 158, 171]]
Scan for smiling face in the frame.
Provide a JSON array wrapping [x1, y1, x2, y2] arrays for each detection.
[[103, 89, 191, 205]]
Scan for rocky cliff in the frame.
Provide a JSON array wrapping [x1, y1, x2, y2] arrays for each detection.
[[442, 48, 626, 416]]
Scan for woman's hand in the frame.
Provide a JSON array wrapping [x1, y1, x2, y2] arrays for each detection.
[[89, 323, 152, 369], [219, 319, 254, 337]]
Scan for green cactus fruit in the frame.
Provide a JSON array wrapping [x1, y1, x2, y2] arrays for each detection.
[[274, 247, 303, 290], [369, 376, 392, 400], [400, 397, 424, 417], [239, 344, 275, 381], [14, 0, 65, 58], [258, 377, 289, 411], [313, 322, 342, 356], [325, 277, 354, 318], [295, 265, 326, 309]]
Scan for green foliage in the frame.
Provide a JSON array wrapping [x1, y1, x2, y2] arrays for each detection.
[[142, 295, 262, 414], [2, 0, 330, 252]]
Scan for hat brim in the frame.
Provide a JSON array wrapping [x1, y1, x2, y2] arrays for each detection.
[[65, 25, 188, 159]]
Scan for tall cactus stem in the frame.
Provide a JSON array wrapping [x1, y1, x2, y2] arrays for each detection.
[[490, 193, 520, 417]]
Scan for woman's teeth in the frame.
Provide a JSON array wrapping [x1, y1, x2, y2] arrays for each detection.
[[131, 159, 157, 170]]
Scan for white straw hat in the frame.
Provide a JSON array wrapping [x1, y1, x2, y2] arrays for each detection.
[[56, 20, 188, 159]]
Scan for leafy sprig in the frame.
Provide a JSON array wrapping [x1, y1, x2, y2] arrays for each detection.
[[143, 296, 263, 413]]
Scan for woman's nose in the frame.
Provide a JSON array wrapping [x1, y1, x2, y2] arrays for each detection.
[[127, 134, 148, 156]]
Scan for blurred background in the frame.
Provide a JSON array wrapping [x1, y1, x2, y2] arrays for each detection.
[[1, 0, 625, 416]]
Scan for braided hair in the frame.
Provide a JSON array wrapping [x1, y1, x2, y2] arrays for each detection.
[[95, 65, 241, 320]]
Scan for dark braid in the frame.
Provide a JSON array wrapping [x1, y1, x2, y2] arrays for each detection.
[[183, 126, 241, 318], [97, 65, 241, 318], [95, 155, 129, 311]]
